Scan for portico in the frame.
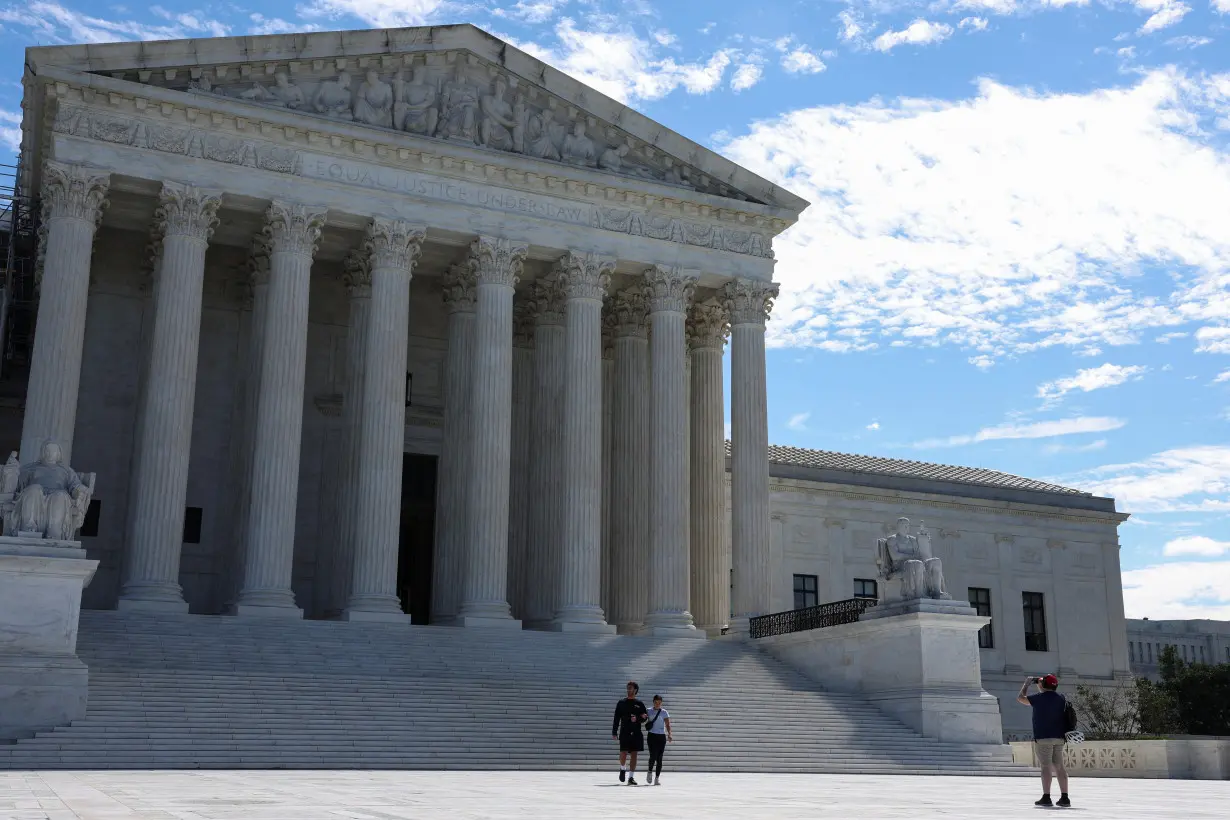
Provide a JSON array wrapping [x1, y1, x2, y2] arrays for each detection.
[[14, 25, 805, 633]]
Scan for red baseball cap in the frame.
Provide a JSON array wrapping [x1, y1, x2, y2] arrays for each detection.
[[1042, 674, 1059, 687]]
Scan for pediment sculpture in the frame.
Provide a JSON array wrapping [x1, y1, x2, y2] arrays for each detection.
[[875, 516, 950, 602], [0, 441, 96, 542], [179, 55, 751, 202]]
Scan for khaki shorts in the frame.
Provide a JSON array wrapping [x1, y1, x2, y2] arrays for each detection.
[[1035, 738, 1066, 767]]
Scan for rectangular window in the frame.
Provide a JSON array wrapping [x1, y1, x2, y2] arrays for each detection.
[[793, 574, 818, 610], [79, 499, 101, 538], [1022, 592, 1048, 652], [853, 578, 878, 600], [183, 506, 203, 544], [968, 587, 994, 649]]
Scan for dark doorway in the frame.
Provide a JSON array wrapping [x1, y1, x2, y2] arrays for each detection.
[[399, 453, 438, 624]]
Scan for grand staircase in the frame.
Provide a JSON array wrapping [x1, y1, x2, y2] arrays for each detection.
[[0, 610, 1026, 774]]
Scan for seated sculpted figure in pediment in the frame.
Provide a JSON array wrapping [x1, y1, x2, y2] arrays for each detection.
[[0, 441, 96, 542], [314, 72, 354, 120], [875, 516, 950, 602], [393, 67, 439, 136]]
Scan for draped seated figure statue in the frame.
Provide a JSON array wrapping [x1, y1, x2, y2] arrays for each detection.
[[875, 516, 950, 602], [0, 441, 95, 541]]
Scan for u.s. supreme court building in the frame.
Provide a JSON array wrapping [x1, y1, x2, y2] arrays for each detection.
[[3, 24, 1131, 744]]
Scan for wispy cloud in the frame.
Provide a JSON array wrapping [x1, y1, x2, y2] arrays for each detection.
[[959, 17, 990, 31], [866, 421, 881, 431], [1043, 438, 1108, 455], [1036, 363, 1147, 405], [913, 416, 1125, 449], [731, 61, 765, 92], [787, 412, 811, 431], [873, 20, 954, 53], [1062, 445, 1230, 512], [1164, 535, 1230, 557], [1214, 369, 1230, 384], [0, 110, 21, 152], [1123, 560, 1230, 619], [0, 1, 229, 43], [1136, 0, 1191, 35], [1196, 327, 1230, 354]]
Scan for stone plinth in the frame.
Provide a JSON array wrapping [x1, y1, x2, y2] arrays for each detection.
[[757, 598, 1003, 745], [0, 538, 98, 739]]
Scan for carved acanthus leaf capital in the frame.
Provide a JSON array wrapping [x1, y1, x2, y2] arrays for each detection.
[[643, 265, 697, 314], [553, 251, 614, 301], [365, 218, 426, 272], [248, 233, 273, 289], [687, 297, 730, 351], [469, 235, 528, 287], [724, 278, 779, 326], [442, 263, 477, 313], [41, 161, 110, 225], [529, 275, 567, 326], [155, 182, 222, 241], [264, 201, 328, 258], [342, 249, 372, 297], [609, 286, 650, 338]]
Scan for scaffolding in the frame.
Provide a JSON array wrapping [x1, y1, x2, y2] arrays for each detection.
[[0, 160, 38, 388]]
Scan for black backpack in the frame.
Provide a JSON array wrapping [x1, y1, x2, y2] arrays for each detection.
[[1062, 695, 1079, 733]]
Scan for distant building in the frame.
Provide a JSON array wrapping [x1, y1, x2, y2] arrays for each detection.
[[1127, 618, 1230, 680]]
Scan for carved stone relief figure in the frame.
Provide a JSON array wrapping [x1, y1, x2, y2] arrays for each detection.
[[526, 110, 561, 160], [314, 71, 354, 120], [0, 441, 96, 542], [561, 120, 597, 167], [353, 69, 394, 128], [240, 72, 306, 110], [435, 61, 480, 143], [599, 142, 629, 173], [392, 66, 439, 135], [479, 74, 517, 152], [511, 94, 529, 154]]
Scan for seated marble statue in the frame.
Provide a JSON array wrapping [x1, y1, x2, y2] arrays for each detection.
[[314, 72, 354, 120], [0, 441, 96, 541], [875, 516, 949, 602]]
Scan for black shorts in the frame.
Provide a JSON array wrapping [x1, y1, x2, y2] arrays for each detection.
[[619, 731, 644, 753]]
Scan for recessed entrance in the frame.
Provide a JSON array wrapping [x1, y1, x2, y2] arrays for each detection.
[[399, 453, 438, 624]]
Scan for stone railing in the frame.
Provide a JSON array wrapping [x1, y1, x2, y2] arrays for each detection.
[[1010, 738, 1230, 780]]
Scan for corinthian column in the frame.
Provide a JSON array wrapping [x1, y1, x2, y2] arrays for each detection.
[[430, 264, 476, 623], [688, 297, 732, 635], [607, 287, 650, 634], [118, 182, 221, 611], [507, 296, 535, 620], [345, 219, 425, 621], [21, 162, 110, 463], [643, 265, 702, 637], [599, 309, 614, 618], [458, 236, 527, 628], [551, 252, 616, 633], [725, 279, 779, 635], [233, 201, 328, 618], [325, 251, 371, 617], [522, 275, 566, 629]]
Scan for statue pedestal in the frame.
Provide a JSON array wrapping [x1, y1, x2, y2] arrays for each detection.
[[0, 536, 98, 740], [757, 598, 1004, 746]]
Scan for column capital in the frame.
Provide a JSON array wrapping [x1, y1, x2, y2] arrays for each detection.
[[469, 236, 528, 287], [687, 297, 730, 352], [365, 217, 426, 272], [155, 182, 222, 242], [41, 161, 110, 224], [342, 249, 372, 298], [643, 265, 697, 314], [443, 263, 477, 313], [264, 201, 328, 258], [513, 291, 537, 348], [553, 251, 614, 301], [609, 286, 650, 339], [530, 275, 566, 327], [723, 278, 779, 326]]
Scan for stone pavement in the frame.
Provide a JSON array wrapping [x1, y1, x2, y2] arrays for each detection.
[[1, 771, 1226, 819]]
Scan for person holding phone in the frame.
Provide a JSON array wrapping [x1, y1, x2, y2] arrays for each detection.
[[645, 695, 672, 785], [612, 681, 648, 785], [1016, 674, 1072, 808]]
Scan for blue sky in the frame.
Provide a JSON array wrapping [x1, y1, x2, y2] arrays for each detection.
[[0, 0, 1227, 620]]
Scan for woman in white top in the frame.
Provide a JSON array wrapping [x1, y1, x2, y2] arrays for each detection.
[[645, 695, 672, 785]]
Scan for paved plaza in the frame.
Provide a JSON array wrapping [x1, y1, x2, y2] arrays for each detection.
[[0, 771, 1226, 819]]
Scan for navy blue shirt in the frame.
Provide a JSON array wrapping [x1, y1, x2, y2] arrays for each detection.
[[1027, 691, 1068, 740]]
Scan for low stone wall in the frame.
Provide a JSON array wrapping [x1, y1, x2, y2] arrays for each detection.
[[1009, 738, 1230, 779]]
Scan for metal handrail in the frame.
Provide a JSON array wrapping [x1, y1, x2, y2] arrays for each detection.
[[749, 597, 877, 639]]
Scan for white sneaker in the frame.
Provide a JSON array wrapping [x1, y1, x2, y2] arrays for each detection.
[[646, 774, 654, 785]]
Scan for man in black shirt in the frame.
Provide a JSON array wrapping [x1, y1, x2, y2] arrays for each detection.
[[612, 680, 648, 785], [1017, 674, 1072, 808]]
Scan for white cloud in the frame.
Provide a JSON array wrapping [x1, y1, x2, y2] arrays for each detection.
[[1214, 369, 1230, 383], [873, 20, 954, 53], [954, 0, 1019, 12], [1215, 0, 1230, 13], [913, 416, 1125, 448], [1117, 46, 1137, 60], [717, 69, 1230, 358], [299, 0, 449, 28], [248, 14, 320, 35], [1196, 327, 1230, 353], [731, 62, 765, 92], [866, 421, 881, 430], [1167, 35, 1212, 49], [959, 17, 990, 30], [787, 412, 811, 431], [1036, 363, 1148, 404], [491, 1, 566, 24], [0, 110, 21, 152], [1136, 0, 1191, 34], [838, 10, 865, 43], [1123, 560, 1230, 619], [1042, 438, 1108, 454], [969, 355, 996, 370], [781, 48, 827, 74], [1164, 535, 1230, 556], [1156, 331, 1189, 343], [0, 1, 229, 42], [1064, 445, 1230, 512]]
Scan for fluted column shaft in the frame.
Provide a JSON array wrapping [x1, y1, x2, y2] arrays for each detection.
[[727, 279, 779, 634], [689, 298, 731, 635], [608, 289, 650, 633], [21, 162, 110, 464], [551, 253, 614, 632], [458, 236, 527, 628], [344, 220, 424, 621], [233, 202, 327, 618], [119, 183, 221, 611], [507, 300, 535, 620], [523, 278, 566, 628], [600, 347, 614, 618], [644, 266, 700, 636], [430, 265, 476, 623]]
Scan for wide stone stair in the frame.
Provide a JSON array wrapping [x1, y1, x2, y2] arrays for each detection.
[[0, 610, 1027, 774]]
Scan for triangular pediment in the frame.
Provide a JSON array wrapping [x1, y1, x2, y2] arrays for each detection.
[[25, 24, 808, 218]]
